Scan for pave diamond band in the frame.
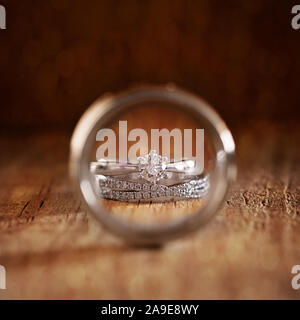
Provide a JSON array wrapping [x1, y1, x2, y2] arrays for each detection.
[[94, 174, 209, 202]]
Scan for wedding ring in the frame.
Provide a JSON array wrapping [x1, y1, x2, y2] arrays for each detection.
[[69, 85, 236, 244], [94, 174, 210, 202]]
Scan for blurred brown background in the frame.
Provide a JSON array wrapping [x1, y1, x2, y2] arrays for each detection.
[[0, 0, 299, 130]]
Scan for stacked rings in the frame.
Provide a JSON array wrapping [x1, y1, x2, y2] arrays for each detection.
[[94, 174, 209, 202], [91, 150, 209, 202]]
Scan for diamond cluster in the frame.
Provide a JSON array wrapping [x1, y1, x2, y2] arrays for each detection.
[[137, 150, 168, 184]]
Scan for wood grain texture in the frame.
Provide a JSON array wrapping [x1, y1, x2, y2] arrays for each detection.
[[0, 120, 299, 299]]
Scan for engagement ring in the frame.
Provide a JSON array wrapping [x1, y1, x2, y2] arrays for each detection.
[[90, 150, 199, 183], [91, 150, 209, 202]]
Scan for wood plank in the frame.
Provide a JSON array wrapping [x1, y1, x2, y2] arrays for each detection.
[[0, 121, 299, 299]]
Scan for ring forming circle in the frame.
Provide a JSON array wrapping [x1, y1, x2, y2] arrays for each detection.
[[69, 85, 236, 244]]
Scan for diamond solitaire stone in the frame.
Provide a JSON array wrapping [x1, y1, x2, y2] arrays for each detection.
[[137, 150, 168, 184]]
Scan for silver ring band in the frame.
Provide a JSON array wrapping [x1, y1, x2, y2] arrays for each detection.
[[94, 174, 209, 202], [90, 149, 202, 186], [92, 171, 201, 186], [90, 159, 198, 175], [69, 86, 236, 244]]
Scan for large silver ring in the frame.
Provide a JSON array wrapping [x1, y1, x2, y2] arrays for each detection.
[[69, 85, 236, 244]]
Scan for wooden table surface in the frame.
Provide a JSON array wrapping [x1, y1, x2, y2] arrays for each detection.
[[0, 120, 299, 299]]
